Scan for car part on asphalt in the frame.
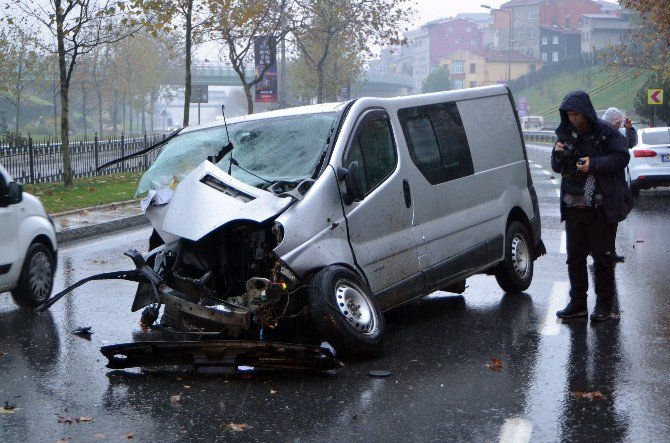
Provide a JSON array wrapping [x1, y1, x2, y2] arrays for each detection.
[[100, 340, 343, 373]]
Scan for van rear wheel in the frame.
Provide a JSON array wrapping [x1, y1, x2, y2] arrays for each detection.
[[308, 266, 385, 359], [494, 221, 533, 294]]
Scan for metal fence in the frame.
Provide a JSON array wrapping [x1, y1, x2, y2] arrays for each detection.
[[0, 133, 167, 184]]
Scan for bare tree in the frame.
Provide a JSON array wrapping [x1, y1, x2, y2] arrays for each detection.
[[132, 0, 212, 127], [3, 0, 139, 185], [291, 0, 413, 103], [208, 0, 294, 114], [0, 28, 44, 136]]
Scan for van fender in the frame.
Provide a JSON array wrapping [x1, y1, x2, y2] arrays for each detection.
[[274, 167, 357, 279]]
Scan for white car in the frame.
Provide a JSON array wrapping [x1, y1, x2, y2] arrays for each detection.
[[0, 164, 58, 308], [628, 127, 670, 197]]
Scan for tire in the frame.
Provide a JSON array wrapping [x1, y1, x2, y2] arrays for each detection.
[[630, 180, 640, 198], [494, 221, 533, 294], [308, 265, 385, 359], [11, 242, 55, 308]]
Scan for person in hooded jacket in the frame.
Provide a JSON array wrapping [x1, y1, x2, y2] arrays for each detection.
[[601, 106, 636, 263], [551, 91, 632, 322]]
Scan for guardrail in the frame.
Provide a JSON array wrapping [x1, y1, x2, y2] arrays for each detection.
[[523, 130, 557, 144]]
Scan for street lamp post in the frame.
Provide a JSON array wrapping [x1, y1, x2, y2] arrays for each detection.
[[482, 4, 513, 84]]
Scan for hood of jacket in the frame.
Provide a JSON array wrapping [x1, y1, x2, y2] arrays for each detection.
[[555, 90, 600, 140]]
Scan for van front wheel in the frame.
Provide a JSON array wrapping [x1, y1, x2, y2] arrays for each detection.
[[494, 221, 533, 294], [308, 266, 385, 359]]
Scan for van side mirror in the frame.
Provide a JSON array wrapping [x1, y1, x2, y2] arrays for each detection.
[[338, 161, 364, 205], [8, 181, 23, 205]]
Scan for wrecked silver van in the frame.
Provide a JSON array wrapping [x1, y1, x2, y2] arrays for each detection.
[[42, 86, 545, 360]]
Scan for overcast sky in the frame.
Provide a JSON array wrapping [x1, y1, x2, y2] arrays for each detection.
[[411, 0, 506, 26]]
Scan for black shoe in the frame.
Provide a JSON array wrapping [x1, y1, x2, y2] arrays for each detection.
[[590, 305, 612, 322], [556, 302, 588, 319], [612, 254, 625, 263]]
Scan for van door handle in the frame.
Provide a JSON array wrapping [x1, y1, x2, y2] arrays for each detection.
[[402, 179, 412, 208]]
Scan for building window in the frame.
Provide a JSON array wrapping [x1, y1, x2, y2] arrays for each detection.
[[529, 31, 534, 38], [455, 37, 460, 43], [470, 63, 476, 74], [469, 81, 477, 88], [466, 26, 472, 32], [552, 51, 559, 62], [541, 52, 548, 61], [541, 36, 548, 45], [471, 38, 477, 46], [553, 36, 559, 44], [454, 80, 464, 90], [528, 12, 535, 19], [452, 60, 464, 74], [448, 25, 453, 31]]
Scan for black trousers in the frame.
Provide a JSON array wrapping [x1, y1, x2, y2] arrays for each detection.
[[565, 206, 617, 306]]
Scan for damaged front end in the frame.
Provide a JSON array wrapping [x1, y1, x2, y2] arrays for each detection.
[[135, 219, 305, 342], [38, 107, 351, 370]]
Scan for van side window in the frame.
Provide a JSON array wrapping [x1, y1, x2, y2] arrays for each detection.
[[398, 102, 474, 185], [344, 112, 397, 195]]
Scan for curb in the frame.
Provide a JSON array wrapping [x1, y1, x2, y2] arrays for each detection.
[[50, 199, 139, 218], [56, 214, 150, 245]]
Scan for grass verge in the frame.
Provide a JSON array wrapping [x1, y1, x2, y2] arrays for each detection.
[[23, 172, 143, 214]]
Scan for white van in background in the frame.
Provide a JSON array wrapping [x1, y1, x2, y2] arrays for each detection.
[[520, 115, 545, 131]]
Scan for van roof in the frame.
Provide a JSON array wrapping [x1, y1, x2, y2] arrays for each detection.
[[181, 85, 511, 133]]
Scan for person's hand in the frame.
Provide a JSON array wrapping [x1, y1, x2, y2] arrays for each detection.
[[555, 141, 565, 152], [624, 117, 634, 130], [576, 157, 590, 173]]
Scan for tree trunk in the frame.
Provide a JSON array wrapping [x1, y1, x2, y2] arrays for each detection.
[[122, 94, 126, 134], [57, 12, 73, 186], [14, 99, 20, 137], [82, 82, 88, 138], [182, 0, 193, 127], [97, 88, 103, 138], [53, 74, 59, 137], [245, 84, 254, 115]]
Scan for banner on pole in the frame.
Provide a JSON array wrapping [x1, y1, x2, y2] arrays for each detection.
[[254, 36, 278, 103]]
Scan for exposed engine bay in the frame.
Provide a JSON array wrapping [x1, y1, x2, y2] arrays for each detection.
[[139, 220, 307, 341]]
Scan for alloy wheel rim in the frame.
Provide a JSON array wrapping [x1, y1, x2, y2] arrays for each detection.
[[28, 251, 53, 302]]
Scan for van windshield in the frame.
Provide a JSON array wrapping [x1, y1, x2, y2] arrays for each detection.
[[137, 112, 340, 195]]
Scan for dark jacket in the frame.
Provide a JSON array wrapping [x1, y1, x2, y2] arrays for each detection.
[[551, 90, 632, 224]]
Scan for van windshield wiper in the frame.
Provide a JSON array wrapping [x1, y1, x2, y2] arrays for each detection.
[[97, 127, 184, 171]]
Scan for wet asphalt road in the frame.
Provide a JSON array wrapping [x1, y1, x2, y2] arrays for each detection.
[[1, 143, 669, 442]]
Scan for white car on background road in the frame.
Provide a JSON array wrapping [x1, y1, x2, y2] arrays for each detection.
[[0, 163, 58, 308], [628, 127, 670, 197]]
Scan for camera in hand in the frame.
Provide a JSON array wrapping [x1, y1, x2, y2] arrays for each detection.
[[558, 141, 580, 164]]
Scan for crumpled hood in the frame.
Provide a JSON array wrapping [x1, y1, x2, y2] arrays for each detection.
[[147, 161, 294, 241]]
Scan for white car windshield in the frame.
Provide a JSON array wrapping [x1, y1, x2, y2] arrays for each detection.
[[137, 112, 340, 195]]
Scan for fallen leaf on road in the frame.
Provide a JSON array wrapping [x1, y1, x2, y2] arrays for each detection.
[[76, 416, 94, 423], [58, 415, 74, 425], [170, 395, 181, 405], [486, 357, 504, 371], [94, 434, 108, 439], [225, 422, 250, 432], [270, 389, 277, 395], [571, 391, 606, 400], [121, 432, 135, 439]]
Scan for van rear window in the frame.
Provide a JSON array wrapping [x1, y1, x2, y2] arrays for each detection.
[[398, 102, 474, 185]]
